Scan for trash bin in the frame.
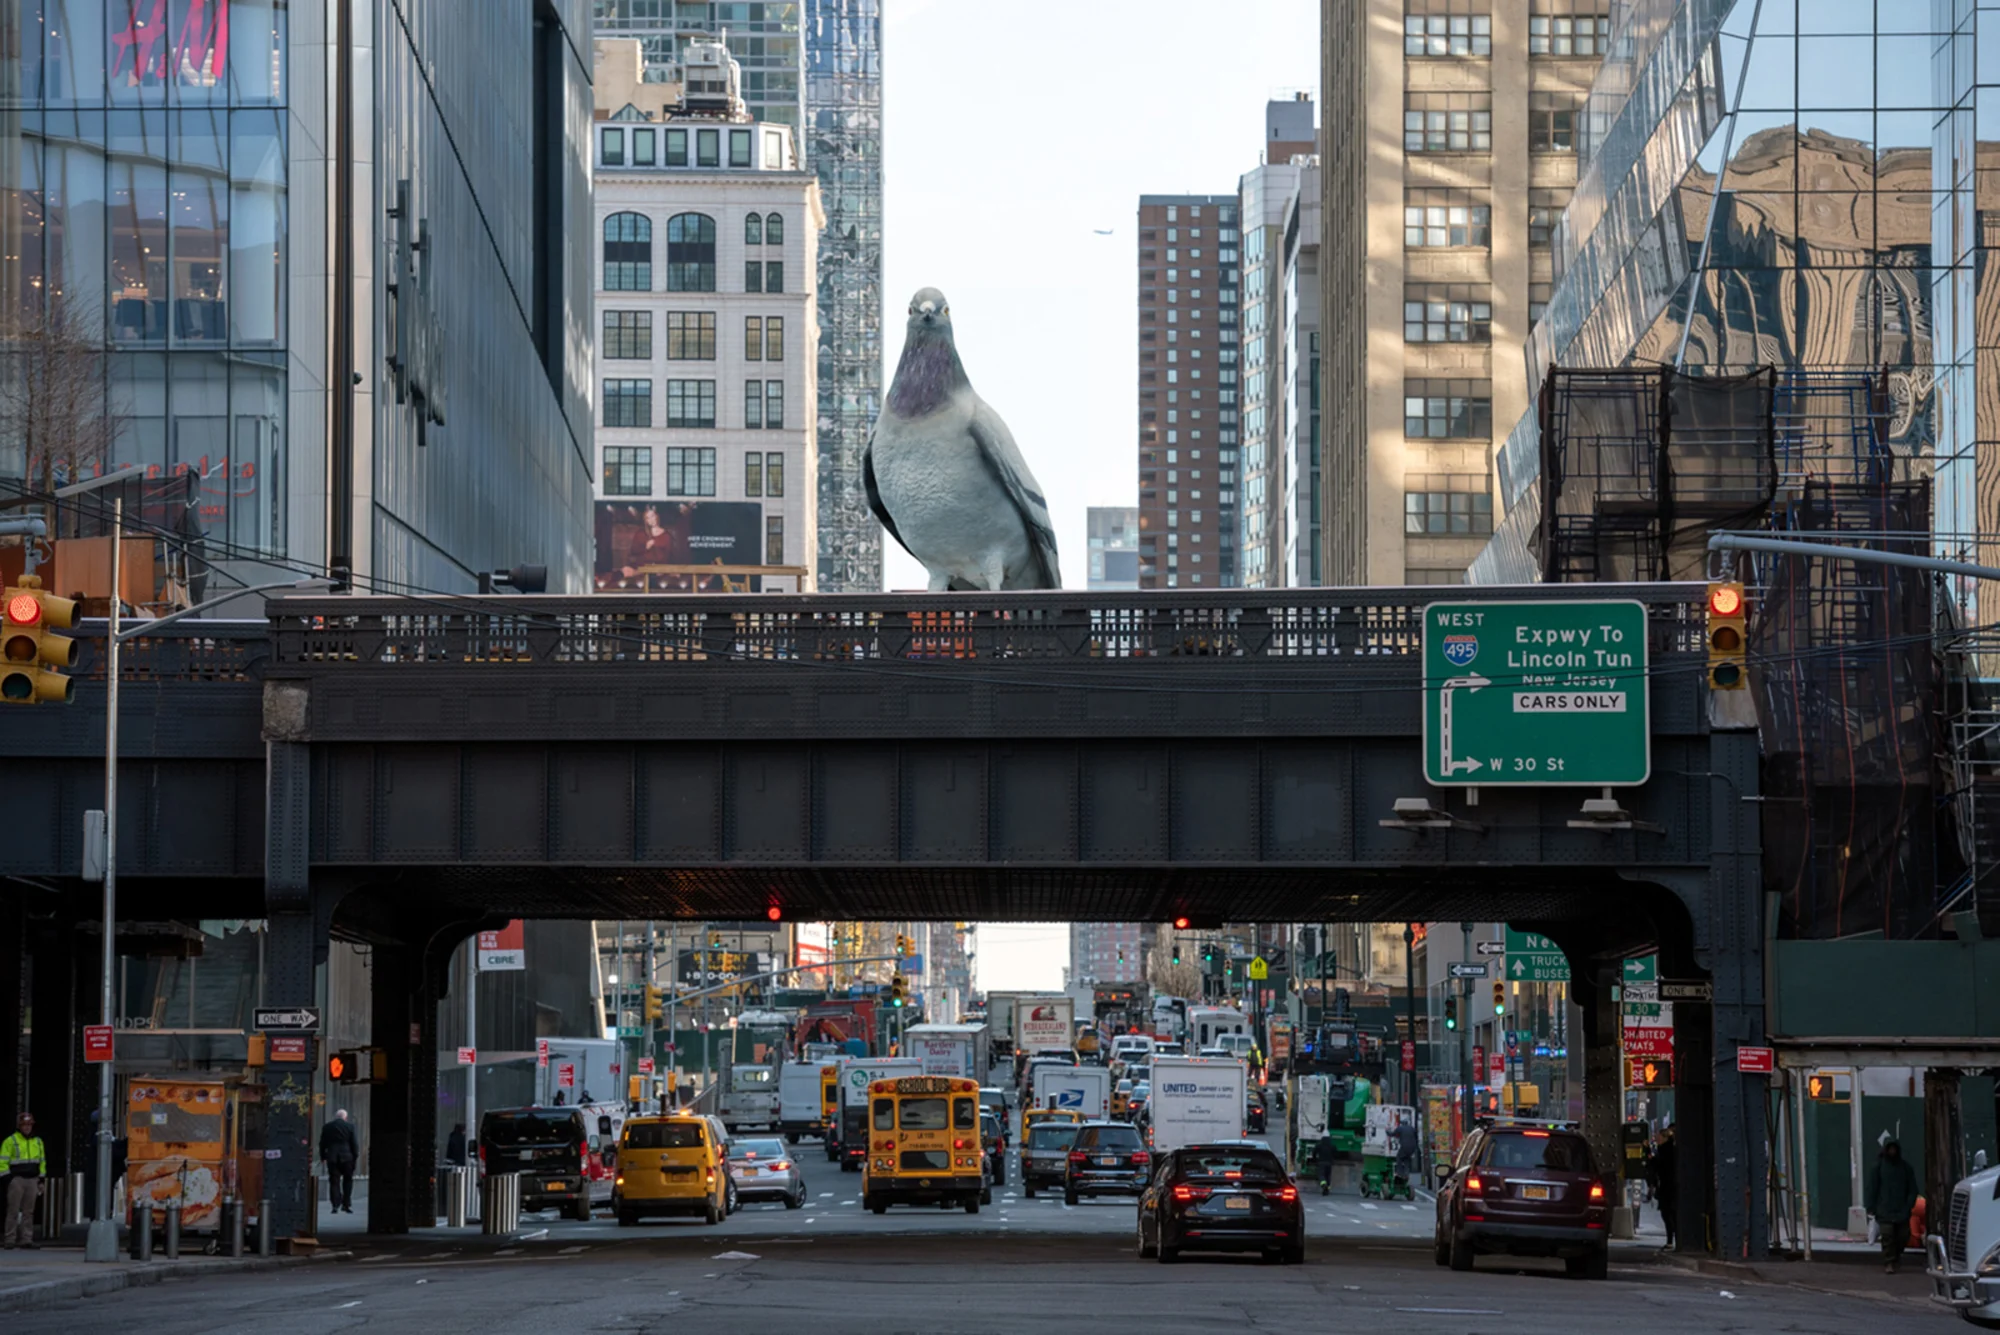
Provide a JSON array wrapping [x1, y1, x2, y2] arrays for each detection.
[[479, 1172, 519, 1235], [441, 1166, 473, 1228]]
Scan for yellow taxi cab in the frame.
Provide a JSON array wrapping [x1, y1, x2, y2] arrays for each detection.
[[1022, 1107, 1085, 1136], [612, 1114, 728, 1225]]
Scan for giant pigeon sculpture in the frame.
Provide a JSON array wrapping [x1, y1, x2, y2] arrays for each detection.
[[864, 288, 1061, 590]]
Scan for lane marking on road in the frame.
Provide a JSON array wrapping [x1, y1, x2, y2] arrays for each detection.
[[1396, 1309, 1503, 1316], [495, 1248, 520, 1256], [336, 1301, 363, 1308], [1360, 1202, 1379, 1210], [559, 1245, 588, 1254], [819, 1193, 834, 1198], [517, 1228, 550, 1241], [361, 1254, 393, 1263]]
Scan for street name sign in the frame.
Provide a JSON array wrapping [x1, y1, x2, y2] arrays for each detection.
[[1446, 962, 1489, 979], [1422, 600, 1650, 786], [1503, 929, 1571, 982], [253, 1007, 321, 1031]]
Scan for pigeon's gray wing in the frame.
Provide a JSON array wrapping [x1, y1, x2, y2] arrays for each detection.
[[966, 397, 1061, 589], [862, 427, 914, 559]]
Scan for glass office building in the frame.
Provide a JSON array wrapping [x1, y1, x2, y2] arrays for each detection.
[[0, 1, 595, 594], [1473, 0, 1970, 599]]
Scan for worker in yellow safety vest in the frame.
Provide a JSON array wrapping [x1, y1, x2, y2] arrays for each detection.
[[1, 1111, 47, 1249]]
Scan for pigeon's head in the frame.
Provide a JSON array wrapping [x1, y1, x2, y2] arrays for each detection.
[[906, 287, 953, 339]]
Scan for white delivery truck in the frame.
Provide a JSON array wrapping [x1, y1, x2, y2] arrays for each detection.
[[1149, 1056, 1247, 1154], [1032, 1063, 1111, 1120], [1927, 1153, 2000, 1324], [1187, 1006, 1251, 1053], [903, 1022, 990, 1081], [721, 1062, 781, 1132], [833, 1055, 922, 1171], [778, 1057, 834, 1142], [1015, 995, 1076, 1055]]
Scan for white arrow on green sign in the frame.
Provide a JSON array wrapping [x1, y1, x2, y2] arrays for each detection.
[[1422, 600, 1651, 786], [1503, 928, 1570, 982], [1623, 955, 1657, 983]]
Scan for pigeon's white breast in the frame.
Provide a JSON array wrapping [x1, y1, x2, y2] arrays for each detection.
[[873, 402, 1031, 585]]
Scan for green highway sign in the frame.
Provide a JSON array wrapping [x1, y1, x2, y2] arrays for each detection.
[[1504, 929, 1571, 982], [1623, 954, 1657, 984], [1422, 600, 1651, 786], [616, 1025, 644, 1039]]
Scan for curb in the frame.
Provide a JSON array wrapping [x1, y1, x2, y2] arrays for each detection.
[[1652, 1249, 1938, 1311], [0, 1253, 311, 1314]]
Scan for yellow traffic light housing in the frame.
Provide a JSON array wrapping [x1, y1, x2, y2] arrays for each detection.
[[1, 578, 78, 704], [1706, 582, 1747, 690], [889, 974, 906, 1007], [1492, 980, 1505, 1015], [643, 985, 663, 1023]]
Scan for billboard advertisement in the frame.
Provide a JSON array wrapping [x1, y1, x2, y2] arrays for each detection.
[[594, 500, 762, 592], [477, 920, 526, 971]]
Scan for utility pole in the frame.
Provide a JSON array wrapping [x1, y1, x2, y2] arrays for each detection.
[[645, 920, 657, 1112], [1403, 923, 1417, 1110], [1460, 922, 1475, 1136]]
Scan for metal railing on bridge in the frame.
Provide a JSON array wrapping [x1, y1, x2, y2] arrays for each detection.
[[265, 585, 1707, 670]]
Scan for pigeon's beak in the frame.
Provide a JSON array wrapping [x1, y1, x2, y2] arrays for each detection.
[[918, 300, 937, 324]]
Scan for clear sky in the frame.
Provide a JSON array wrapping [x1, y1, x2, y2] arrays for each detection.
[[878, 1, 1321, 992]]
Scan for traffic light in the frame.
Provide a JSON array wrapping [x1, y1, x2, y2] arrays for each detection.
[[765, 904, 782, 922], [644, 985, 664, 1023], [1, 578, 78, 704], [1640, 1058, 1674, 1088], [1806, 1073, 1850, 1103], [1172, 916, 1191, 931], [895, 933, 910, 957], [889, 974, 907, 1007], [327, 1051, 350, 1082], [1706, 581, 1748, 690], [1492, 981, 1506, 1016], [1444, 996, 1458, 1031], [1171, 943, 1181, 965]]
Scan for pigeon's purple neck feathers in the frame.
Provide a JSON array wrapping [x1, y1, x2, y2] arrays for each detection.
[[888, 331, 968, 417]]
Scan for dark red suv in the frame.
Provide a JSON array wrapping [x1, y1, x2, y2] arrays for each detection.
[[1433, 1123, 1611, 1278]]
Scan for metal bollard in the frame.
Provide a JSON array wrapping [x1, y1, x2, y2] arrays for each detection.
[[223, 1198, 245, 1257], [36, 1176, 68, 1240], [443, 1167, 471, 1228], [69, 1171, 87, 1225], [256, 1199, 273, 1256], [162, 1202, 181, 1259], [131, 1202, 154, 1261], [479, 1172, 520, 1235]]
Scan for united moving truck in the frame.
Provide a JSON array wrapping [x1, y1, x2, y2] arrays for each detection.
[[1149, 1056, 1246, 1153]]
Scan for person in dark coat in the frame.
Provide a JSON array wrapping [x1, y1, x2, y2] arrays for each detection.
[[1867, 1138, 1920, 1273], [1392, 1115, 1421, 1188], [319, 1109, 361, 1215], [1646, 1128, 1679, 1249], [444, 1122, 468, 1167]]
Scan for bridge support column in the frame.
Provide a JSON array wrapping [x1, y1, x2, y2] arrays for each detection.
[[26, 915, 80, 1187], [264, 735, 327, 1241], [0, 896, 26, 1133], [1576, 963, 1625, 1199], [368, 944, 415, 1234]]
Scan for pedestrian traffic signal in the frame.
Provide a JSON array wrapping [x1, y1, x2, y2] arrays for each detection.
[[1492, 981, 1506, 1015], [1706, 581, 1748, 690], [1806, 1072, 1850, 1103], [643, 985, 664, 1023], [1, 578, 78, 704], [1444, 996, 1458, 1030], [327, 1051, 348, 1082], [1639, 1058, 1674, 1088]]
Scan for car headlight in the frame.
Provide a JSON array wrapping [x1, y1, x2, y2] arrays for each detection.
[[1978, 1240, 2000, 1277]]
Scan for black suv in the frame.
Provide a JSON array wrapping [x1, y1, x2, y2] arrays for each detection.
[[478, 1106, 603, 1221], [1433, 1123, 1611, 1278], [1064, 1121, 1150, 1204], [1137, 1141, 1304, 1264]]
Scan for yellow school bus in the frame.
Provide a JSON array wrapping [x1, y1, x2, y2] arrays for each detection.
[[861, 1075, 987, 1214]]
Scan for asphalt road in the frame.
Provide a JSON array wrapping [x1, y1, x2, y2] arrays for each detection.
[[9, 1229, 1939, 1334]]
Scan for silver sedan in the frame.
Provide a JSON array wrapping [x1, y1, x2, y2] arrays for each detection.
[[725, 1137, 807, 1209]]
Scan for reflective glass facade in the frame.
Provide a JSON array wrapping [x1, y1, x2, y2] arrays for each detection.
[[1473, 0, 1967, 597]]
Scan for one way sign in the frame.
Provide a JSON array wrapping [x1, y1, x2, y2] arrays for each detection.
[[254, 1007, 322, 1032]]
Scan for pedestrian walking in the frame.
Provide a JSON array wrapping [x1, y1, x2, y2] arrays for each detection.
[[445, 1122, 469, 1167], [1, 1111, 46, 1249], [1392, 1113, 1421, 1193], [320, 1109, 361, 1215], [1867, 1138, 1920, 1274], [1646, 1127, 1679, 1249]]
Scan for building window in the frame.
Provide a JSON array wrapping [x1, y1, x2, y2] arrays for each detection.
[[666, 128, 688, 166], [1404, 5, 1492, 57], [745, 260, 762, 293], [666, 213, 716, 292], [1404, 189, 1491, 248], [744, 379, 764, 428], [600, 127, 624, 166], [746, 213, 763, 245], [1404, 379, 1494, 438], [1530, 93, 1581, 152], [745, 451, 763, 496], [1404, 93, 1493, 152], [730, 127, 752, 168], [765, 212, 784, 244], [603, 310, 653, 360], [697, 127, 719, 167], [746, 316, 764, 361], [766, 515, 785, 566], [603, 378, 652, 428], [633, 128, 656, 166], [667, 379, 716, 428], [1530, 282, 1553, 326], [763, 130, 783, 169], [1406, 567, 1468, 585], [763, 315, 784, 361], [665, 311, 716, 360], [666, 446, 717, 497], [764, 261, 783, 293], [1529, 5, 1611, 56], [603, 212, 652, 291], [1528, 189, 1566, 248], [1404, 283, 1491, 342], [1404, 475, 1494, 535], [764, 380, 784, 429], [764, 451, 784, 497], [602, 445, 651, 495]]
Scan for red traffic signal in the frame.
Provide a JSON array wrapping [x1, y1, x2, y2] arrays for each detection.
[[765, 905, 782, 921], [1, 578, 78, 704], [1172, 916, 1191, 931], [1707, 583, 1742, 618]]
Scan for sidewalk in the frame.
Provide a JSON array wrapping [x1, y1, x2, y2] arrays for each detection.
[[0, 1246, 309, 1314]]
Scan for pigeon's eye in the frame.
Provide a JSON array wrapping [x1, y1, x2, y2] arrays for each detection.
[[939, 306, 949, 315]]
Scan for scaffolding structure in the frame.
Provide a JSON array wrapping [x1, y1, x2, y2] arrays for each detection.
[[1536, 366, 1964, 938]]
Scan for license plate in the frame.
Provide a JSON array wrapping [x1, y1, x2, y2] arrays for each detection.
[[1224, 1196, 1251, 1211], [547, 1182, 567, 1192], [741, 1166, 758, 1174], [1521, 1184, 1550, 1201], [520, 1151, 534, 1162], [1099, 1157, 1118, 1166]]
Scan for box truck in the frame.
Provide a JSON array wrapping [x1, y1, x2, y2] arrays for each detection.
[[1031, 1063, 1111, 1120], [1149, 1056, 1247, 1153], [779, 1057, 837, 1142], [1014, 995, 1076, 1055], [903, 1022, 989, 1081], [833, 1055, 921, 1170]]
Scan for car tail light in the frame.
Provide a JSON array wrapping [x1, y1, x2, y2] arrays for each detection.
[[1589, 1182, 1605, 1200], [1224, 1170, 1241, 1179], [953, 1138, 967, 1149], [1172, 1185, 1193, 1201], [1267, 1185, 1298, 1202], [1069, 1151, 1088, 1164], [1465, 1175, 1483, 1194], [706, 1170, 714, 1182], [1132, 1152, 1150, 1165], [773, 1161, 791, 1172]]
